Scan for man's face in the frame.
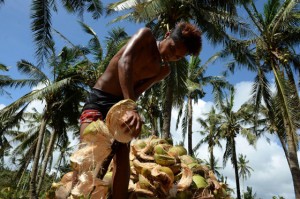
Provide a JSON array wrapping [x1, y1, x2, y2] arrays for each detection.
[[161, 38, 187, 62]]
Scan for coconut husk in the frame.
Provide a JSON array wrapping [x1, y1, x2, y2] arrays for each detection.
[[106, 99, 137, 143], [71, 171, 109, 198], [176, 164, 193, 191], [53, 181, 72, 199], [70, 143, 111, 173]]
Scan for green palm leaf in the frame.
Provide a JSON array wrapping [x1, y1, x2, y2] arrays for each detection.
[[0, 64, 8, 71], [86, 0, 103, 19], [0, 77, 72, 119], [78, 21, 102, 60], [31, 0, 53, 67]]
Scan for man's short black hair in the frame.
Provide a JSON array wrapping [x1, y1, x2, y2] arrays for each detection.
[[170, 22, 202, 56]]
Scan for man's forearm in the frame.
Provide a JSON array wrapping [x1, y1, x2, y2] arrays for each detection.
[[118, 58, 136, 100]]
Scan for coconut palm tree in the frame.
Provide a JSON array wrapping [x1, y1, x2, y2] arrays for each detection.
[[243, 1, 300, 197], [0, 44, 91, 197], [216, 1, 300, 197], [194, 106, 223, 174], [9, 109, 52, 197], [0, 64, 34, 168], [210, 1, 300, 197], [243, 186, 258, 199], [217, 88, 256, 199], [237, 154, 253, 199], [176, 56, 231, 156]]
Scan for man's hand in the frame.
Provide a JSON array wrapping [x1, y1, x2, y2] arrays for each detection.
[[121, 110, 143, 138]]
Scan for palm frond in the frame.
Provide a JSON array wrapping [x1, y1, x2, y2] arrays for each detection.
[[251, 67, 272, 112], [78, 21, 102, 60], [107, 0, 138, 12], [171, 60, 188, 107], [86, 0, 103, 19], [243, 2, 264, 34], [31, 0, 52, 67], [175, 107, 183, 130], [223, 138, 233, 167], [0, 64, 9, 71], [0, 78, 72, 119], [193, 138, 205, 152], [273, 66, 296, 124], [17, 59, 48, 83], [0, 105, 29, 136], [269, 0, 296, 33], [52, 28, 76, 48]]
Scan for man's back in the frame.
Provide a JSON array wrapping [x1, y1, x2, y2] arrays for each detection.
[[94, 28, 163, 100]]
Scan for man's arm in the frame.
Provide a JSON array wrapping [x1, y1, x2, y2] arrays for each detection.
[[118, 28, 154, 100], [117, 28, 154, 135]]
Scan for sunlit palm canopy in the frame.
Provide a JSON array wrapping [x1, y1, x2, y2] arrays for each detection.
[[30, 0, 103, 67], [107, 0, 252, 43]]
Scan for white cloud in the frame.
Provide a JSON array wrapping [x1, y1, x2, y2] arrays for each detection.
[[233, 81, 253, 111], [25, 83, 47, 113], [171, 100, 214, 144], [26, 99, 46, 113], [171, 81, 296, 199], [0, 104, 5, 110]]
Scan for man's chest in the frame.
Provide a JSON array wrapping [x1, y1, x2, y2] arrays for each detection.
[[133, 58, 161, 81]]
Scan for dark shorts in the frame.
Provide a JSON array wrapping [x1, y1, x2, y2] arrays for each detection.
[[80, 88, 123, 124]]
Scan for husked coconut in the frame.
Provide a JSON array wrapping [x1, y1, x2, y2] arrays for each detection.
[[106, 99, 138, 143]]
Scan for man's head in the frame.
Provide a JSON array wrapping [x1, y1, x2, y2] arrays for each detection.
[[170, 22, 202, 56], [160, 22, 202, 62]]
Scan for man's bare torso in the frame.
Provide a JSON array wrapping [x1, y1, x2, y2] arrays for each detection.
[[94, 28, 166, 100]]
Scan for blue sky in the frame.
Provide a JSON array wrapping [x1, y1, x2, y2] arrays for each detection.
[[0, 1, 296, 198]]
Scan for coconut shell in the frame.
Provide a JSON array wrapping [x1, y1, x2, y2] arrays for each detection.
[[106, 99, 137, 143]]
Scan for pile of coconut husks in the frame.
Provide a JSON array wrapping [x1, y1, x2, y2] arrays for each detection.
[[48, 99, 230, 199]]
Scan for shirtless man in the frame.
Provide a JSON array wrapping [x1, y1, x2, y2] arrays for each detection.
[[79, 22, 202, 199]]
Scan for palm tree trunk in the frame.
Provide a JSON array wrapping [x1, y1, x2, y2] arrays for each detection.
[[30, 113, 48, 199], [232, 138, 241, 199], [162, 78, 173, 139], [37, 130, 57, 194], [287, 133, 300, 199], [187, 97, 194, 156], [150, 115, 159, 136], [209, 146, 214, 173], [15, 159, 30, 198]]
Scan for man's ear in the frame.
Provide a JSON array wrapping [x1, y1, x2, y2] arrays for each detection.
[[164, 31, 170, 39]]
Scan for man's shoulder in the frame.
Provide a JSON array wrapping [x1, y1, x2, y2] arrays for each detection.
[[135, 27, 154, 40]]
